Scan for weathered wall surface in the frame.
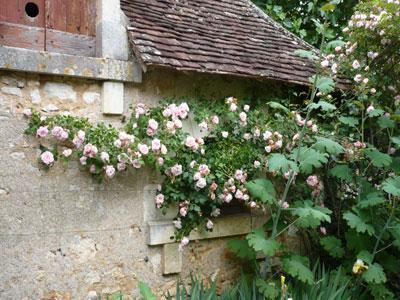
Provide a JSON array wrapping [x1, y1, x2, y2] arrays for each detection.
[[0, 69, 285, 299]]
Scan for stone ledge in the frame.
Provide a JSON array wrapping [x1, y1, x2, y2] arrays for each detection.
[[148, 214, 252, 246], [0, 46, 141, 83]]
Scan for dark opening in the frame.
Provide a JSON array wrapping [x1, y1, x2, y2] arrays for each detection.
[[25, 2, 39, 18]]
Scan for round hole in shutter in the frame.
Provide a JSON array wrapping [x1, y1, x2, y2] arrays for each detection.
[[25, 2, 39, 18]]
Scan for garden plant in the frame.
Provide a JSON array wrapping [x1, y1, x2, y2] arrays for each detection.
[[24, 0, 399, 298]]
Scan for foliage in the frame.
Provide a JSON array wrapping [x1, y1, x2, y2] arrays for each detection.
[[139, 282, 157, 300], [252, 0, 358, 46]]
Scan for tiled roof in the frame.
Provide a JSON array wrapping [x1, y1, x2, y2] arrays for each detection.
[[121, 0, 316, 86]]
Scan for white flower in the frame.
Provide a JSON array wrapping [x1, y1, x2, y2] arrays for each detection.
[[105, 165, 116, 178], [253, 160, 261, 168], [199, 121, 208, 131], [352, 60, 360, 69], [354, 74, 363, 83], [366, 105, 375, 113], [100, 152, 109, 162], [230, 103, 237, 112], [173, 219, 182, 229], [321, 60, 330, 67], [62, 149, 72, 157], [263, 131, 272, 140], [222, 131, 229, 138], [243, 104, 250, 112], [170, 164, 183, 176], [206, 220, 214, 229], [196, 178, 207, 189], [265, 146, 272, 153], [179, 237, 189, 251], [211, 115, 219, 124], [138, 143, 149, 155]]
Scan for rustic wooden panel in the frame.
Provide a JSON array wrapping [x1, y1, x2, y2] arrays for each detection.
[[0, 22, 45, 50], [46, 29, 95, 56], [46, 0, 96, 36], [46, 0, 66, 32], [0, 0, 45, 27]]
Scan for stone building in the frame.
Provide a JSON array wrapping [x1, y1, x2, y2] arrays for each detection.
[[0, 0, 314, 299]]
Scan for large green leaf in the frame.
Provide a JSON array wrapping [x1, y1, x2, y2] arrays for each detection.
[[338, 116, 359, 127], [381, 176, 400, 196], [391, 136, 400, 145], [309, 76, 336, 94], [343, 211, 375, 236], [256, 279, 279, 300], [226, 239, 256, 260], [246, 178, 276, 204], [291, 200, 332, 228], [377, 116, 395, 129], [320, 236, 345, 258], [357, 191, 385, 209], [268, 153, 298, 174], [246, 228, 280, 257], [290, 147, 328, 174], [293, 49, 318, 60], [267, 101, 290, 113], [364, 148, 392, 168], [312, 137, 344, 155], [362, 263, 387, 284], [329, 165, 353, 182], [310, 100, 337, 112], [282, 255, 314, 284]]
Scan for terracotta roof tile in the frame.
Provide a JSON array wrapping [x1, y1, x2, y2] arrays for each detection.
[[121, 0, 317, 86]]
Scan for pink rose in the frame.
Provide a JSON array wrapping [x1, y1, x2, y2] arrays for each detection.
[[198, 164, 210, 175], [151, 139, 161, 151], [282, 202, 289, 209], [79, 156, 87, 165], [23, 108, 32, 117], [366, 105, 375, 113], [100, 152, 109, 162], [179, 206, 188, 217], [36, 126, 49, 138], [135, 103, 146, 118], [179, 236, 189, 251], [157, 157, 164, 165], [132, 159, 141, 169], [62, 149, 72, 157], [83, 144, 98, 158], [249, 201, 257, 208], [40, 151, 54, 165], [239, 112, 247, 122], [230, 103, 237, 112], [117, 162, 126, 171], [263, 131, 272, 140], [171, 164, 183, 177], [155, 193, 164, 208], [211, 115, 219, 125], [253, 160, 261, 168], [105, 165, 116, 178], [185, 136, 198, 150], [199, 121, 208, 131], [320, 227, 327, 235], [196, 178, 207, 189], [138, 143, 149, 155], [174, 119, 182, 129], [306, 175, 319, 188]]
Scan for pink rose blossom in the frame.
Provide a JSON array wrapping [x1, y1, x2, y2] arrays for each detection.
[[230, 103, 237, 112], [23, 108, 32, 117], [263, 131, 272, 140], [155, 194, 164, 208], [113, 139, 122, 148], [179, 237, 189, 251], [235, 189, 244, 199], [211, 115, 219, 124], [179, 206, 188, 217], [157, 157, 164, 165], [193, 172, 202, 181], [306, 175, 319, 188], [151, 139, 161, 151], [185, 136, 198, 150], [105, 165, 116, 178], [354, 74, 363, 83], [135, 103, 146, 118], [366, 104, 375, 113], [265, 146, 272, 153], [224, 193, 233, 203], [189, 160, 197, 168], [83, 144, 98, 158], [80, 156, 87, 165], [36, 126, 49, 138], [100, 152, 109, 162], [311, 124, 318, 133], [148, 119, 158, 130], [40, 151, 54, 165], [239, 112, 247, 122], [243, 133, 252, 140], [132, 159, 141, 169], [320, 227, 327, 235], [253, 160, 261, 168], [117, 162, 126, 171], [249, 201, 257, 208], [198, 164, 210, 175], [196, 178, 207, 189], [199, 121, 208, 131], [62, 149, 72, 157], [138, 143, 149, 155], [171, 164, 183, 177], [173, 219, 182, 229], [352, 60, 360, 69], [282, 202, 289, 209]]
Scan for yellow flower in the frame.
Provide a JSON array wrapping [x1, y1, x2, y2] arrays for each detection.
[[280, 275, 286, 286], [352, 259, 369, 274]]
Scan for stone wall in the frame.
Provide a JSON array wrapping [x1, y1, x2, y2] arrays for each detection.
[[0, 69, 290, 299]]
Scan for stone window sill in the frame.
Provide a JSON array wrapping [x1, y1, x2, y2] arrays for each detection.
[[0, 45, 141, 83]]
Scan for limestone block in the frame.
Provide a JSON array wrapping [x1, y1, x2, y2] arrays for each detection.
[[163, 243, 182, 274], [102, 81, 124, 115], [1, 75, 25, 87], [83, 91, 100, 104], [148, 214, 252, 246], [30, 88, 41, 104], [1, 86, 22, 97], [43, 82, 76, 101], [42, 104, 59, 112]]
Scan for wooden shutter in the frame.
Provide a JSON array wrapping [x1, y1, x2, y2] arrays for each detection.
[[45, 0, 96, 56], [0, 0, 46, 50], [0, 0, 96, 56]]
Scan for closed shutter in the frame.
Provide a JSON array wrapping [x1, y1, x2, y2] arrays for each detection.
[[0, 0, 96, 56], [0, 0, 46, 50]]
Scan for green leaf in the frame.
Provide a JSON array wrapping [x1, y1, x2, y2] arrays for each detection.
[[293, 49, 318, 60], [369, 284, 395, 300], [325, 40, 345, 50], [226, 239, 256, 260], [267, 101, 290, 113], [138, 282, 157, 300], [329, 165, 353, 182], [377, 116, 395, 129], [290, 147, 328, 174], [391, 136, 400, 145], [246, 178, 276, 205], [343, 211, 375, 236], [362, 263, 387, 284], [312, 137, 344, 155], [320, 236, 344, 258], [367, 108, 385, 117], [256, 279, 279, 300], [282, 255, 314, 284], [268, 153, 298, 174], [309, 76, 335, 94], [381, 176, 400, 196], [364, 148, 392, 168], [321, 3, 336, 12], [390, 224, 400, 249], [246, 228, 280, 257], [291, 201, 332, 228], [357, 250, 373, 264], [338, 116, 359, 127], [310, 100, 337, 112], [357, 192, 385, 209]]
